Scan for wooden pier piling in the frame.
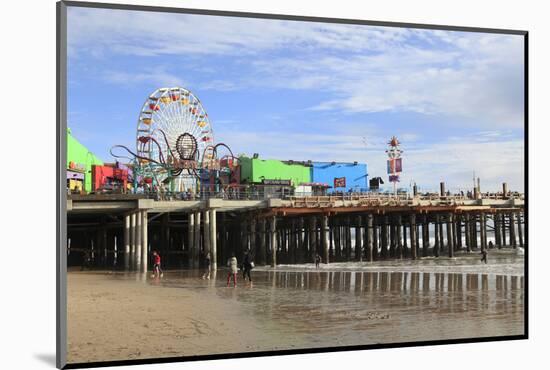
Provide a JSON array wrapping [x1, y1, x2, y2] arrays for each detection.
[[209, 209, 217, 270], [366, 214, 374, 262], [403, 221, 408, 252], [135, 211, 142, 270], [322, 215, 330, 264], [193, 212, 201, 269], [434, 214, 440, 257], [289, 218, 296, 264], [345, 216, 352, 260], [495, 213, 502, 248], [141, 211, 148, 272], [355, 215, 362, 261], [187, 213, 194, 269], [124, 214, 130, 270], [270, 216, 277, 267], [249, 217, 257, 259], [372, 218, 379, 260], [381, 216, 389, 258], [518, 212, 524, 249], [464, 213, 471, 252], [422, 215, 429, 257], [501, 213, 507, 246], [203, 210, 210, 261], [447, 213, 454, 258], [479, 213, 487, 252], [410, 213, 417, 260], [130, 212, 136, 269], [297, 217, 305, 263], [510, 213, 517, 248], [455, 213, 462, 250], [438, 216, 444, 253], [396, 214, 403, 259], [471, 214, 478, 250]]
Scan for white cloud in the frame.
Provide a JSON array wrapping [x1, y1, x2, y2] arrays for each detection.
[[200, 80, 239, 91], [67, 8, 410, 58], [256, 35, 524, 127], [102, 69, 185, 87], [404, 139, 524, 192], [68, 7, 524, 129]]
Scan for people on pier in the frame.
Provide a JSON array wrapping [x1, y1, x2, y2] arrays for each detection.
[[151, 250, 163, 278], [227, 253, 238, 287], [242, 250, 253, 283], [315, 253, 322, 268], [202, 252, 211, 280]]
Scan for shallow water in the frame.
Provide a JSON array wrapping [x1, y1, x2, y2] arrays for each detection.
[[129, 256, 524, 348]]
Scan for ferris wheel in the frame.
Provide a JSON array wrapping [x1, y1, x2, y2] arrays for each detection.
[[136, 87, 214, 190]]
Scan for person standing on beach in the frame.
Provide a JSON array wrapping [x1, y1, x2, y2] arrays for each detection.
[[480, 250, 488, 264], [315, 253, 321, 268], [151, 250, 163, 278], [227, 253, 238, 287], [202, 252, 211, 280], [242, 250, 253, 283]]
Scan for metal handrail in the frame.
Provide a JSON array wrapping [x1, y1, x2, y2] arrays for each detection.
[[71, 187, 525, 202]]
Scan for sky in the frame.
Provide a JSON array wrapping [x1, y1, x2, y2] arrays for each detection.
[[67, 6, 525, 193]]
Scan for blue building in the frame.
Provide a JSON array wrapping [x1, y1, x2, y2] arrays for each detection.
[[311, 161, 368, 193]]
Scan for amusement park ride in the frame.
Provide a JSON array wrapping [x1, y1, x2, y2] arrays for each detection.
[[111, 87, 237, 194]]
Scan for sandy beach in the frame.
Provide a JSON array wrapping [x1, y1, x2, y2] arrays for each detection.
[[67, 253, 524, 364]]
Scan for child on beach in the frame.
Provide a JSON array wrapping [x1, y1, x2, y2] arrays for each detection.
[[315, 253, 322, 268], [227, 253, 238, 287], [151, 250, 163, 278]]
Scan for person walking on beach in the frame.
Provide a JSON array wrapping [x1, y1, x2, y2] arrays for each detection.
[[202, 252, 211, 280], [242, 250, 253, 283], [227, 253, 238, 287], [81, 250, 91, 271], [315, 253, 322, 268], [480, 250, 488, 264], [151, 250, 163, 278]]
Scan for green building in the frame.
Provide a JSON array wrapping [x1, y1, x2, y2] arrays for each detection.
[[67, 128, 104, 192], [239, 156, 311, 186]]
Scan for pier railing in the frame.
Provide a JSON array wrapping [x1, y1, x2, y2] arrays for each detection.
[[76, 186, 524, 203]]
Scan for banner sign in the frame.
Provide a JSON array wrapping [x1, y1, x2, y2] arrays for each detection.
[[396, 158, 402, 172], [389, 175, 400, 183], [334, 177, 346, 188], [387, 158, 403, 174], [262, 179, 291, 186]]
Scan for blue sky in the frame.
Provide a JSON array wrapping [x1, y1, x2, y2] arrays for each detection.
[[67, 7, 525, 192]]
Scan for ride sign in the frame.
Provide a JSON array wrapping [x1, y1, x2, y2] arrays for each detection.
[[334, 177, 346, 188]]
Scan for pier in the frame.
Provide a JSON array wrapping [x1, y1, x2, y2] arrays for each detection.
[[66, 183, 525, 271]]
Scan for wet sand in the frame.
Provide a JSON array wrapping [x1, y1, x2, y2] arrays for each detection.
[[67, 253, 524, 364]]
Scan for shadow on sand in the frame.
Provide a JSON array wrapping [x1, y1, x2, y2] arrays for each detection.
[[34, 353, 56, 367]]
